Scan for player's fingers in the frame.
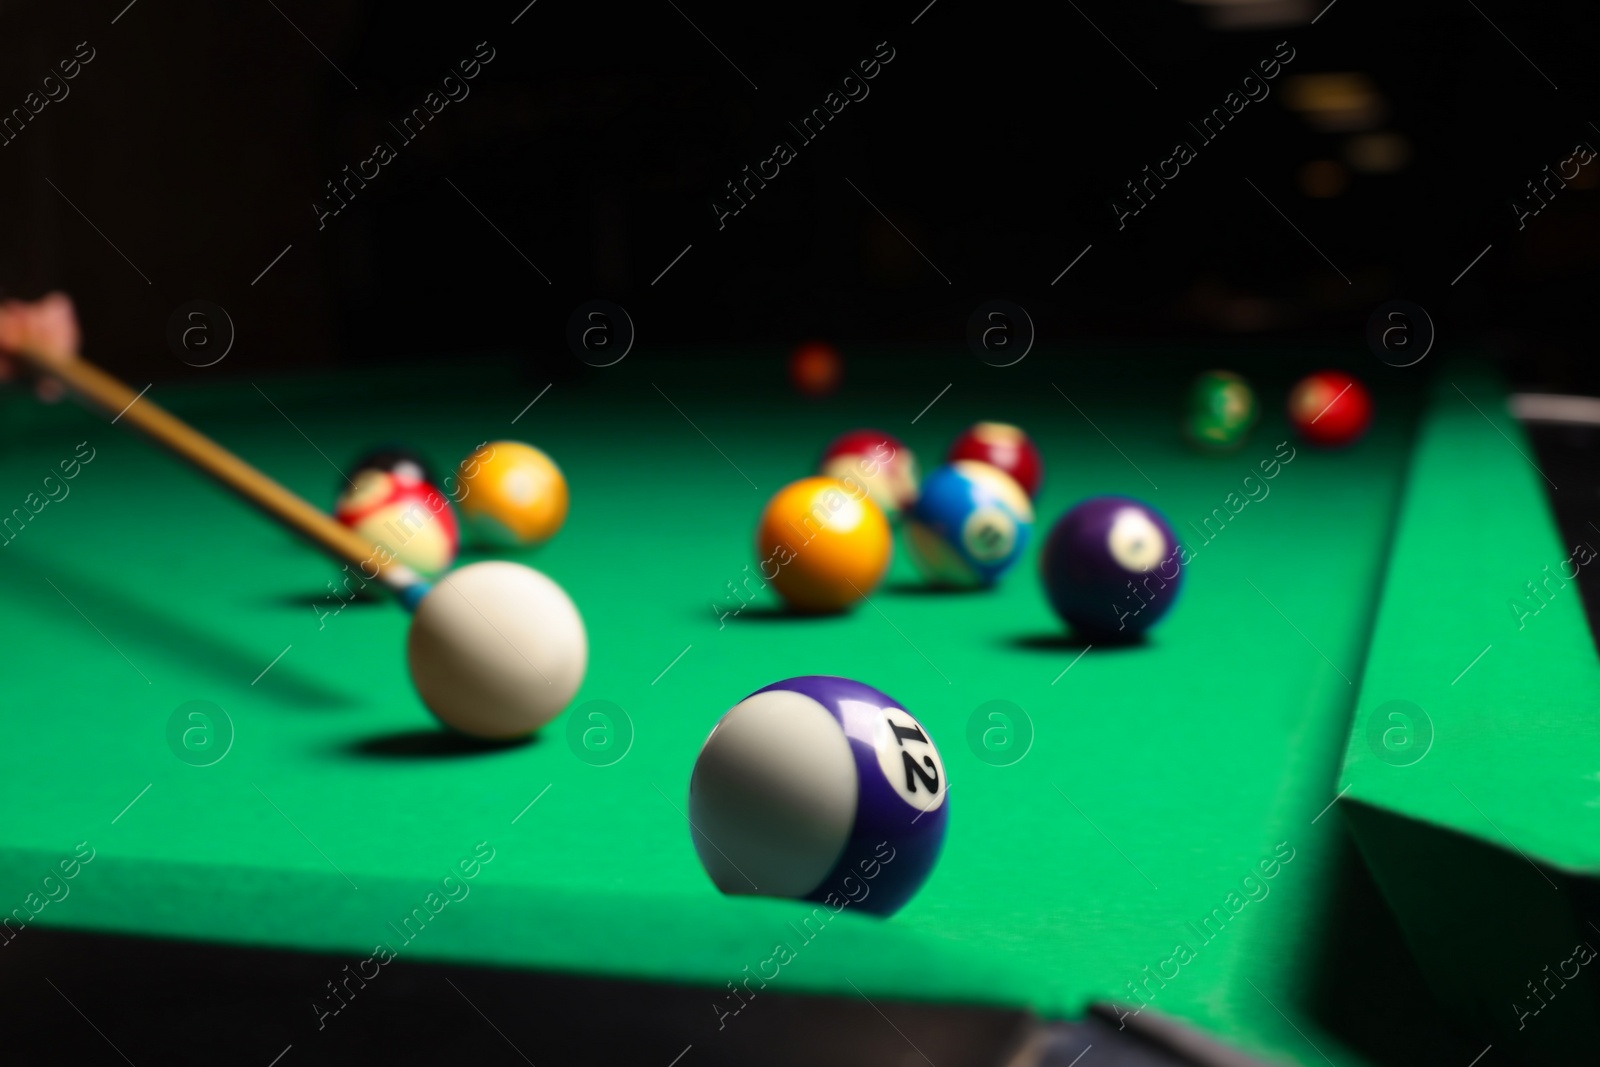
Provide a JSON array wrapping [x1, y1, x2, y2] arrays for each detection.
[[36, 378, 66, 404], [0, 292, 81, 363], [0, 356, 14, 383], [31, 292, 81, 360], [0, 300, 28, 353]]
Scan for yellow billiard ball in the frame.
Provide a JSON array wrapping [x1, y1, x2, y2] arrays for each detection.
[[756, 476, 891, 612], [455, 441, 569, 547]]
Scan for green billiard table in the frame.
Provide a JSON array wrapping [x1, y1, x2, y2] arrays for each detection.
[[0, 345, 1589, 1065]]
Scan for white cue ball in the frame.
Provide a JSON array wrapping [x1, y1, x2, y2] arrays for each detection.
[[405, 560, 587, 739]]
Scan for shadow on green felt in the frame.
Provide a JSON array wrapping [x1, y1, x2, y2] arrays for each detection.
[[347, 727, 539, 759], [881, 581, 997, 597], [3, 547, 360, 709], [714, 604, 857, 623], [1005, 632, 1148, 652], [261, 587, 387, 611]]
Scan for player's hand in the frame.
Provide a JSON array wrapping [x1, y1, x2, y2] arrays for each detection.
[[0, 291, 80, 402]]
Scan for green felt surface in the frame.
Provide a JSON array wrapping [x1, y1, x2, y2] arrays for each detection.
[[1342, 365, 1600, 870], [0, 348, 1423, 1064]]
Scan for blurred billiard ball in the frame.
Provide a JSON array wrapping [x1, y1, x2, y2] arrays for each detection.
[[905, 462, 1034, 587], [344, 444, 436, 488], [1183, 370, 1258, 451], [1289, 371, 1371, 447], [455, 441, 569, 547], [817, 429, 919, 523], [946, 421, 1043, 498], [756, 476, 891, 612], [789, 341, 843, 398], [1040, 496, 1183, 639], [407, 561, 587, 739], [334, 463, 459, 578]]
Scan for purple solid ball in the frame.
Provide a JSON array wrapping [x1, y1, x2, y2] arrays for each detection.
[[1040, 496, 1184, 639]]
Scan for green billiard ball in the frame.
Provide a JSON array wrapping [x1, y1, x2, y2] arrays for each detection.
[[1184, 370, 1258, 451]]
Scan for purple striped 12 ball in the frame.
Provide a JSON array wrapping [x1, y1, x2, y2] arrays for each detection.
[[688, 676, 948, 916], [1040, 496, 1184, 639]]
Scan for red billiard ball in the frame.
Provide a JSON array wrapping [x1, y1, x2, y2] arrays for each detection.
[[335, 467, 459, 577], [1289, 371, 1372, 447], [946, 422, 1043, 498], [789, 341, 842, 398]]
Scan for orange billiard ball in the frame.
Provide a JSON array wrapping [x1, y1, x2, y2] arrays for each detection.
[[455, 440, 569, 547], [756, 476, 891, 612], [789, 340, 843, 398]]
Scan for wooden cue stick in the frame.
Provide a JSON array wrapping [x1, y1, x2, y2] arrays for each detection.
[[8, 346, 429, 604]]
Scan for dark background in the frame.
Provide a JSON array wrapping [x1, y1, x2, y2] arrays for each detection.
[[1, 0, 1598, 387]]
